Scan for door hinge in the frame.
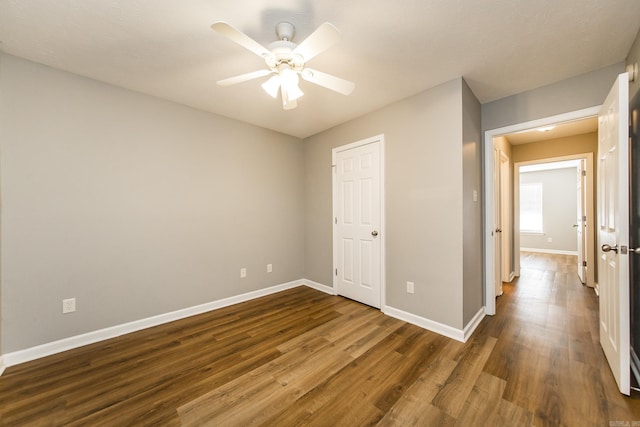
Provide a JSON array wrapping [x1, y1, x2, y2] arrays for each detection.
[[583, 215, 587, 222], [335, 268, 338, 276], [335, 217, 337, 225], [582, 170, 587, 177], [582, 261, 587, 267]]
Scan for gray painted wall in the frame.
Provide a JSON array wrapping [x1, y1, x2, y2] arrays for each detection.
[[462, 80, 483, 325], [0, 55, 304, 352], [481, 62, 625, 132], [520, 168, 578, 253], [304, 78, 470, 330], [627, 28, 640, 100]]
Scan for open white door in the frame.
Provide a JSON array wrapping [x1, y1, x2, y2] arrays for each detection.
[[333, 136, 383, 308], [598, 72, 630, 395]]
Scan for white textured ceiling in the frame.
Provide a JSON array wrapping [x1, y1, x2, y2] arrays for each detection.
[[1, 0, 639, 138]]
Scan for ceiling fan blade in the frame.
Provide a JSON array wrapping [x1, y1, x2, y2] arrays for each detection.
[[217, 69, 271, 86], [211, 22, 273, 59], [301, 69, 355, 95], [292, 22, 341, 62]]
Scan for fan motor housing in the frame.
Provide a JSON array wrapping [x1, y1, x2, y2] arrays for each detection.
[[266, 40, 303, 70]]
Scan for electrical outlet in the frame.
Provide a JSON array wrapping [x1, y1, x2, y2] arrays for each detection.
[[240, 268, 247, 278], [62, 298, 76, 314], [267, 263, 273, 273], [406, 282, 415, 294]]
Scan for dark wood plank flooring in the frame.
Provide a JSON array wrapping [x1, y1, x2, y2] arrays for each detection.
[[1, 252, 640, 425]]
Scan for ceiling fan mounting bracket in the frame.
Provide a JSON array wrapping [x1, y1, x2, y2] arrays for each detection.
[[275, 22, 295, 42]]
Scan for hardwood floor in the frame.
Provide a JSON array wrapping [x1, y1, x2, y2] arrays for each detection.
[[1, 252, 640, 425]]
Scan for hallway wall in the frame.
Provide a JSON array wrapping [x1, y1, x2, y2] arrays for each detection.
[[520, 167, 578, 253], [482, 63, 624, 133]]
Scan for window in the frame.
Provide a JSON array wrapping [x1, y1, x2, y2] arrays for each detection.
[[520, 182, 543, 233]]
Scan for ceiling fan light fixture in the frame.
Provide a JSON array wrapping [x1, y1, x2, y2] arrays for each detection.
[[261, 75, 281, 98], [279, 65, 298, 86], [286, 81, 304, 101], [281, 85, 298, 110], [280, 66, 303, 101]]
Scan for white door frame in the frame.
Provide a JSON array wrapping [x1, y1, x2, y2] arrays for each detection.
[[332, 134, 386, 309], [493, 146, 503, 297], [577, 158, 588, 284], [483, 106, 600, 315], [513, 153, 595, 287], [500, 151, 512, 282]]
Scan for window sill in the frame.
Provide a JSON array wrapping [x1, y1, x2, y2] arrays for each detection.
[[520, 231, 545, 235]]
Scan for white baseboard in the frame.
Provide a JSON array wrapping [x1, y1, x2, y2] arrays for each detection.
[[1, 280, 304, 369], [1, 280, 486, 372], [306, 281, 485, 343], [383, 305, 467, 342], [464, 308, 486, 342], [301, 279, 335, 295], [521, 248, 578, 256]]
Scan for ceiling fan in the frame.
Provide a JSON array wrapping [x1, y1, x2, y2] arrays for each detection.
[[211, 21, 355, 110]]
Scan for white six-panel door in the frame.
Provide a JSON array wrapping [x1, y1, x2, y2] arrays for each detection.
[[598, 72, 630, 395], [333, 137, 382, 308]]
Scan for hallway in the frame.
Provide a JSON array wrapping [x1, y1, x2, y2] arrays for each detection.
[[479, 251, 640, 424]]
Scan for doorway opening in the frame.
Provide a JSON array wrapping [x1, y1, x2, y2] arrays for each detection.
[[514, 155, 595, 289], [483, 106, 600, 315]]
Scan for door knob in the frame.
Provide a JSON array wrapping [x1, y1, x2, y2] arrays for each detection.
[[601, 244, 618, 253], [631, 247, 640, 255], [371, 230, 379, 237]]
